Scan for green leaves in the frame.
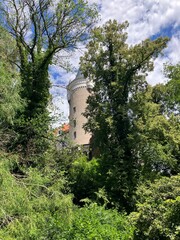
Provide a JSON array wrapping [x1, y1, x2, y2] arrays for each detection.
[[68, 156, 100, 204], [132, 84, 180, 178], [131, 175, 180, 240], [81, 20, 169, 210], [0, 28, 22, 127], [0, 151, 73, 239], [0, 0, 98, 155], [0, 151, 135, 239], [67, 203, 134, 240]]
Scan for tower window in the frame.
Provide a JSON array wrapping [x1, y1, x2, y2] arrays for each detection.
[[74, 131, 77, 139], [73, 106, 76, 113], [73, 119, 76, 128]]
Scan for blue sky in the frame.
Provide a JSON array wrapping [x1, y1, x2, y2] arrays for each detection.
[[50, 0, 180, 123]]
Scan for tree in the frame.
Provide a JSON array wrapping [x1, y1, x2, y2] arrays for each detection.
[[0, 0, 98, 154], [0, 151, 134, 239], [0, 26, 22, 126], [151, 64, 180, 115], [165, 63, 180, 108], [0, 26, 23, 150], [68, 156, 100, 205], [131, 175, 180, 240], [80, 20, 169, 211], [0, 151, 73, 239], [130, 84, 180, 179]]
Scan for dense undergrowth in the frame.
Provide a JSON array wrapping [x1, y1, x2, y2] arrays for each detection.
[[0, 151, 135, 239]]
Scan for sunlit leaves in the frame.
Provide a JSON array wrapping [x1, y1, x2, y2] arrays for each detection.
[[131, 175, 180, 240]]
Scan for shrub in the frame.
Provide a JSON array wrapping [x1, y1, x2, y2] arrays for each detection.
[[66, 203, 134, 239], [130, 175, 180, 240], [0, 152, 73, 239]]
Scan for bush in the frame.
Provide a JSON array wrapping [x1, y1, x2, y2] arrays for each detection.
[[0, 151, 135, 239], [69, 156, 100, 204], [0, 151, 73, 239], [65, 203, 134, 239], [130, 175, 180, 240]]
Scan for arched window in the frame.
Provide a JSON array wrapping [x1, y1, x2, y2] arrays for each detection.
[[74, 131, 77, 139], [73, 119, 76, 127]]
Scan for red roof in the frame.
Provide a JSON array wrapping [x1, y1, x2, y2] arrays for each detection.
[[54, 123, 70, 135], [61, 123, 70, 132]]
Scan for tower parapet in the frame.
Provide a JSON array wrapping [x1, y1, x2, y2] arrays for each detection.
[[67, 70, 93, 145]]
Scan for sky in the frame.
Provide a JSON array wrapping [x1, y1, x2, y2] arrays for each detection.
[[50, 0, 180, 124]]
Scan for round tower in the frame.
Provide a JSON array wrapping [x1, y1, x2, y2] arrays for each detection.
[[67, 70, 93, 145]]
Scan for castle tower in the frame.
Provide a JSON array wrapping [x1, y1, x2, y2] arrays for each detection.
[[67, 70, 93, 145]]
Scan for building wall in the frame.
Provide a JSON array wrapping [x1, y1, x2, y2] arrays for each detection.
[[67, 75, 91, 145]]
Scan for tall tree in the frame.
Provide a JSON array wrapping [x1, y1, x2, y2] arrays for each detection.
[[81, 20, 169, 210], [165, 64, 180, 102], [151, 64, 180, 115], [131, 175, 180, 240], [0, 26, 21, 126], [0, 26, 23, 150], [0, 0, 98, 154], [131, 84, 180, 178]]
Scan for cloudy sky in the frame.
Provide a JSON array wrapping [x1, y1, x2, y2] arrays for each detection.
[[50, 0, 180, 124]]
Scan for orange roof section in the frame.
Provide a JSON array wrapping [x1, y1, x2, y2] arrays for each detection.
[[54, 123, 70, 135], [61, 123, 70, 132]]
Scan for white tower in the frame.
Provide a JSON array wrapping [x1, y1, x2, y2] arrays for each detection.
[[67, 70, 93, 146]]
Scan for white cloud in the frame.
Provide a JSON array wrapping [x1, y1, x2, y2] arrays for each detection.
[[165, 34, 180, 63], [94, 0, 180, 44], [147, 57, 168, 86], [147, 33, 180, 85]]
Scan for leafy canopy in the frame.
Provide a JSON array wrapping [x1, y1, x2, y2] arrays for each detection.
[[80, 19, 169, 210], [131, 175, 180, 240], [0, 0, 98, 155]]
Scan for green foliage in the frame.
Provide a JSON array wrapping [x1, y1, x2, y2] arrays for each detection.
[[0, 151, 73, 239], [69, 156, 100, 204], [81, 19, 169, 211], [0, 26, 23, 151], [0, 0, 98, 154], [53, 145, 101, 205], [151, 64, 180, 115], [0, 26, 18, 63], [165, 63, 180, 107], [9, 113, 52, 158], [131, 85, 180, 178], [66, 203, 134, 240], [0, 27, 22, 127], [0, 151, 135, 239], [0, 62, 21, 126], [131, 175, 180, 240]]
